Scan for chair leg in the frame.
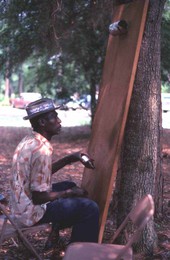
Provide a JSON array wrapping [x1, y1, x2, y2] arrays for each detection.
[[44, 223, 60, 250], [0, 217, 8, 245], [17, 230, 42, 260]]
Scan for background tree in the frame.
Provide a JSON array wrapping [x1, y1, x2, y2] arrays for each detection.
[[54, 1, 112, 117], [161, 0, 170, 91], [0, 0, 112, 117], [0, 0, 169, 113]]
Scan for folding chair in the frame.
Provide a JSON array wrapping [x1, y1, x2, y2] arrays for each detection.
[[63, 194, 154, 260], [0, 202, 52, 260]]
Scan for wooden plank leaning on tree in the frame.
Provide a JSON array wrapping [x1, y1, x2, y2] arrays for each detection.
[[81, 0, 149, 243]]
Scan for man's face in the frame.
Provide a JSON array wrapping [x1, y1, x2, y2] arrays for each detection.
[[42, 111, 61, 136]]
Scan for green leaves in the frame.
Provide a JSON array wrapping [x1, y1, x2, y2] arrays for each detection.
[[1, 0, 169, 106], [161, 0, 170, 84]]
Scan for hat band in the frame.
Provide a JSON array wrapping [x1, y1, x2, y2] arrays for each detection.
[[27, 102, 55, 117]]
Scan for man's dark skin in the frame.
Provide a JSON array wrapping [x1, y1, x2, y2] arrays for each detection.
[[32, 110, 92, 205]]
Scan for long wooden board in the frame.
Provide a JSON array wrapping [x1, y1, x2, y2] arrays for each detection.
[[81, 0, 149, 243]]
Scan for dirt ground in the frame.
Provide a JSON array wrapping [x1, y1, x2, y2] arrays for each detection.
[[0, 126, 170, 260]]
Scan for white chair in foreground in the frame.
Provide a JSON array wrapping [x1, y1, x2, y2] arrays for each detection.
[[63, 194, 154, 260]]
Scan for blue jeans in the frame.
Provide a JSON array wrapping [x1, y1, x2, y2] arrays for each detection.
[[38, 181, 99, 243]]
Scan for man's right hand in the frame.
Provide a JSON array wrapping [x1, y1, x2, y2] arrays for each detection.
[[32, 186, 88, 204], [65, 186, 88, 198]]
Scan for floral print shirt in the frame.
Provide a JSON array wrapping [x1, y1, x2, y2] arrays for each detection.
[[10, 131, 53, 226]]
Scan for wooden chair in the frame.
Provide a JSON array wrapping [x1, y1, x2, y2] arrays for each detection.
[[0, 202, 52, 260], [63, 194, 154, 260]]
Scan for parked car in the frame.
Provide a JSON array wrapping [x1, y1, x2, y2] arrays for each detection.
[[10, 92, 42, 109], [55, 98, 82, 111], [55, 98, 72, 110], [64, 98, 81, 110], [162, 93, 170, 112], [79, 95, 91, 110], [55, 94, 92, 111]]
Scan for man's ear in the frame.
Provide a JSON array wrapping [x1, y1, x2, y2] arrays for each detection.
[[38, 118, 46, 127]]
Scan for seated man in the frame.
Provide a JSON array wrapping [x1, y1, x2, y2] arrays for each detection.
[[10, 98, 99, 244]]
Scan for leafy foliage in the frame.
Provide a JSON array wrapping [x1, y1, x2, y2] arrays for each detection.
[[0, 1, 112, 117], [0, 0, 170, 101], [161, 0, 170, 87]]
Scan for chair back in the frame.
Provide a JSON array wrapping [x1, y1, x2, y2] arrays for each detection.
[[129, 194, 154, 229], [111, 194, 154, 241], [110, 194, 154, 260]]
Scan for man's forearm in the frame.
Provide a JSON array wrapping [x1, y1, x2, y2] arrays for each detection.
[[52, 154, 79, 174], [32, 190, 72, 204], [32, 187, 88, 204]]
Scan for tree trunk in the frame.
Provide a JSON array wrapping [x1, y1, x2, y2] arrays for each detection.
[[5, 77, 10, 99], [90, 76, 97, 123], [113, 0, 166, 255], [5, 57, 10, 99], [18, 66, 24, 94]]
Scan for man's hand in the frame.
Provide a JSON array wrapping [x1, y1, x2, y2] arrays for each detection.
[[80, 153, 95, 169], [72, 151, 95, 169], [65, 186, 88, 198], [32, 186, 89, 204]]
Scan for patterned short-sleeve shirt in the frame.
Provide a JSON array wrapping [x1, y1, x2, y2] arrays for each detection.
[[10, 131, 53, 226]]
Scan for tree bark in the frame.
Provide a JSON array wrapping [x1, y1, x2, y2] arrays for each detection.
[[5, 77, 10, 99], [90, 76, 97, 123], [18, 66, 24, 94], [5, 52, 10, 99], [113, 0, 166, 255]]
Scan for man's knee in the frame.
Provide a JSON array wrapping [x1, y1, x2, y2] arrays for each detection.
[[84, 199, 99, 218]]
